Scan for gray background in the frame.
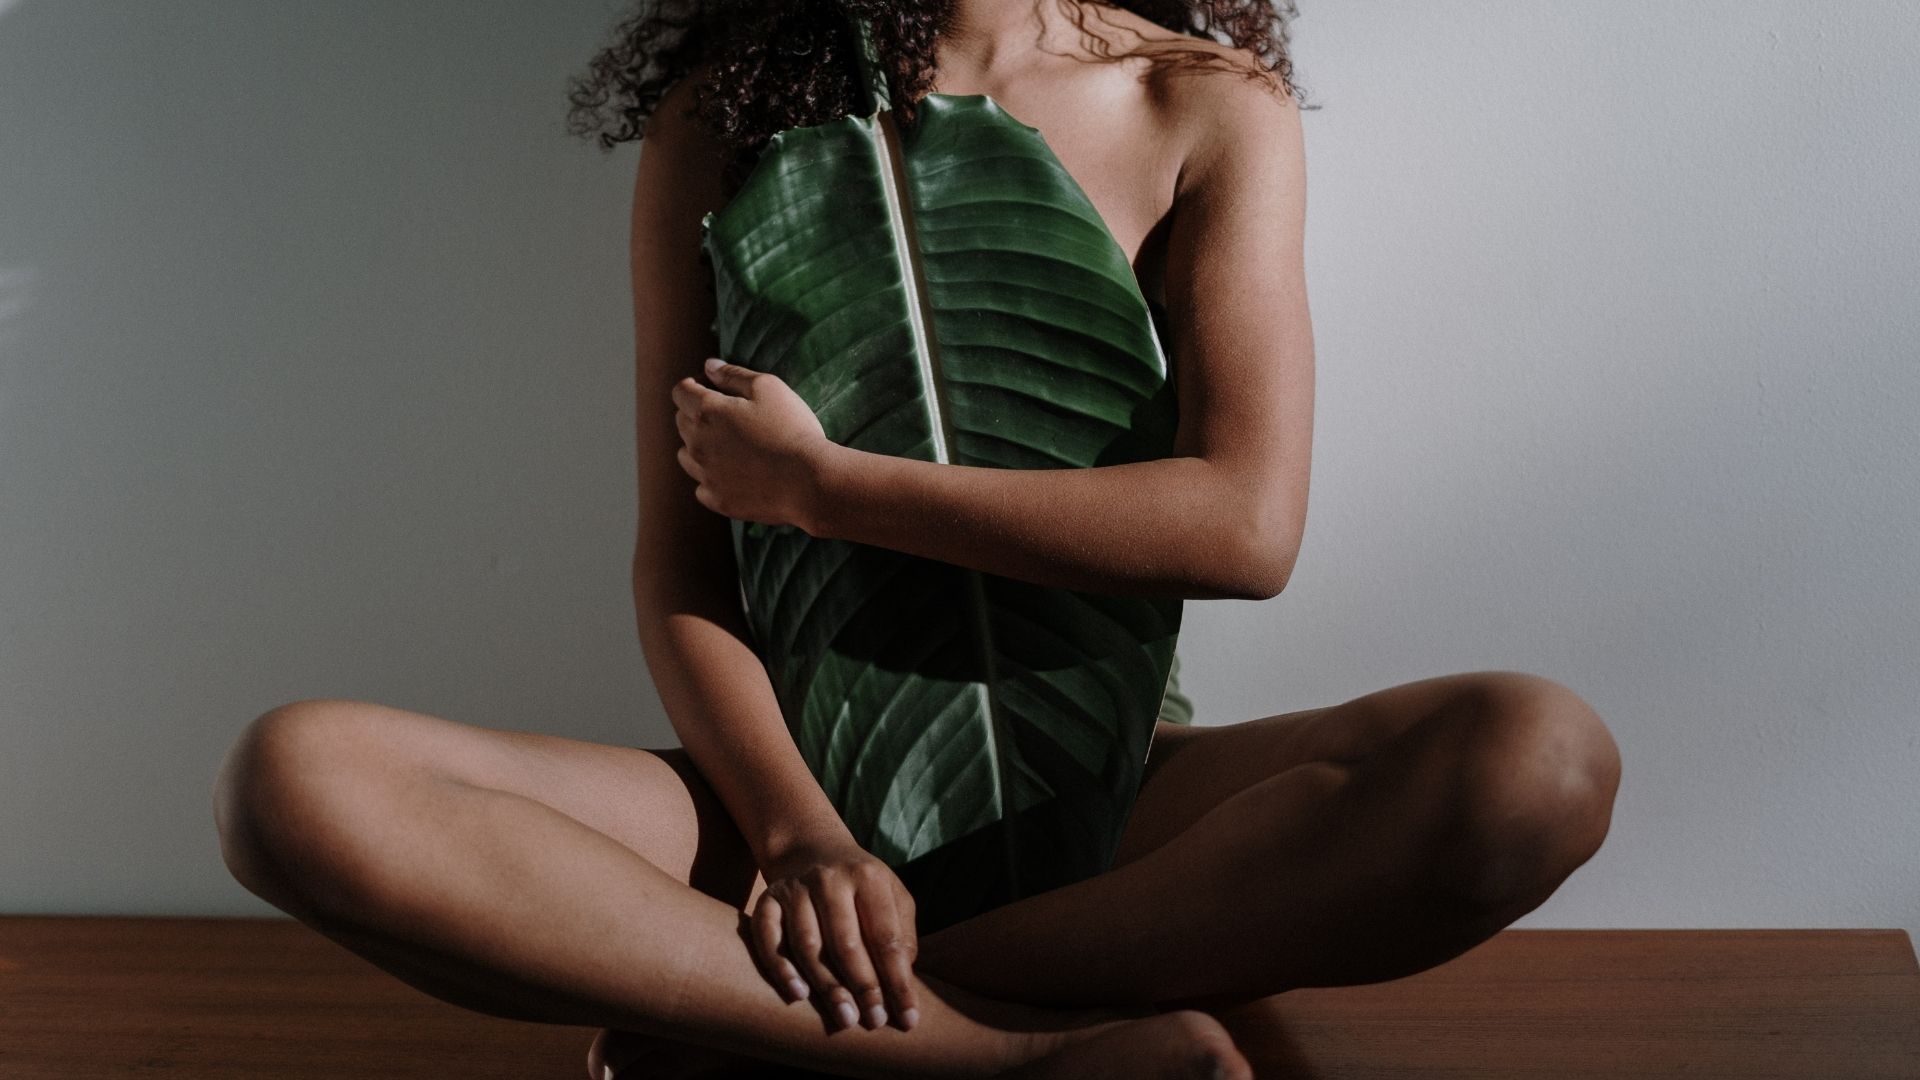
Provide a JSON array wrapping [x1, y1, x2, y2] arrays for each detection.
[[3, 1, 1915, 935]]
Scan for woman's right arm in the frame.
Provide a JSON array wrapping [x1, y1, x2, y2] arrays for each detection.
[[626, 74, 920, 1033]]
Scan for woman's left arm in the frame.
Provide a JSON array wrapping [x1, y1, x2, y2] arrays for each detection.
[[673, 71, 1312, 602]]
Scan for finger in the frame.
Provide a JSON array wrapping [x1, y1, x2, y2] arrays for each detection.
[[703, 356, 759, 396], [670, 376, 713, 413], [815, 876, 887, 1030], [750, 893, 810, 1004], [854, 873, 921, 1031], [673, 407, 698, 448], [783, 886, 855, 1030], [675, 444, 702, 483]]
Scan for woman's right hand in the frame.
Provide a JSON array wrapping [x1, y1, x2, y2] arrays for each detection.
[[750, 836, 922, 1033]]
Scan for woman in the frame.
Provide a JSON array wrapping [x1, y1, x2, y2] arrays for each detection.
[[214, 2, 1622, 1077]]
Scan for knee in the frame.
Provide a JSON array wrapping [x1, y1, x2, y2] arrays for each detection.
[[1420, 673, 1621, 913], [212, 699, 391, 917]]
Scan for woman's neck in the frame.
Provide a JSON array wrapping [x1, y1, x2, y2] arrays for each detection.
[[939, 0, 1089, 78]]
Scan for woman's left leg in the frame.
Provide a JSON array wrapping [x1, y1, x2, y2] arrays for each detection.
[[913, 669, 1622, 1009]]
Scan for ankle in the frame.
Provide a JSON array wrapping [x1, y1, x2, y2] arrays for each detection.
[[1014, 1001, 1166, 1073]]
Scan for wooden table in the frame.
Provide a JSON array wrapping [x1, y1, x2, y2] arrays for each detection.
[[0, 917, 1914, 1078]]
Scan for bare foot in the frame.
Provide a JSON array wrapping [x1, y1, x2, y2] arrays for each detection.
[[585, 991, 1229, 1080], [996, 1010, 1250, 1080]]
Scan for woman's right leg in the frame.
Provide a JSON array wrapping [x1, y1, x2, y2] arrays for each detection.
[[212, 699, 1241, 1080]]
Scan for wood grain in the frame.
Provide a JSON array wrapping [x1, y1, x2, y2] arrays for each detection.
[[1227, 929, 1920, 1079], [0, 916, 591, 1079], [0, 918, 1914, 1078]]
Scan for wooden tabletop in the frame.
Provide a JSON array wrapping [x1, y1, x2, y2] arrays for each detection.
[[0, 917, 1914, 1078]]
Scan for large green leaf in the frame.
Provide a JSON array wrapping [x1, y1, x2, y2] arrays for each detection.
[[698, 17, 1184, 933]]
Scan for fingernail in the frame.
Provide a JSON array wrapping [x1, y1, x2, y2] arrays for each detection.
[[901, 1006, 920, 1030], [866, 1003, 888, 1029], [835, 1000, 860, 1029], [705, 356, 722, 370], [786, 977, 810, 1002]]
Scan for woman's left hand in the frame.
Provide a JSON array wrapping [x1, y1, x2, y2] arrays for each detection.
[[672, 357, 838, 533]]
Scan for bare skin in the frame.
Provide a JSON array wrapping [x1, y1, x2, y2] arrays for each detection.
[[213, 3, 1624, 1078]]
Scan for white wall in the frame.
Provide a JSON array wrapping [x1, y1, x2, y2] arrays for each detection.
[[2, 1, 1915, 936]]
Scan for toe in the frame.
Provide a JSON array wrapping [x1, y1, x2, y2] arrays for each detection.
[[585, 1028, 612, 1080]]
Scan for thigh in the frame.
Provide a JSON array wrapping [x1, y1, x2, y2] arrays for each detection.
[[243, 699, 763, 908], [1111, 671, 1509, 867]]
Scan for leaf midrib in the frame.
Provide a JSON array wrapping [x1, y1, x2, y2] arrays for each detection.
[[872, 105, 1024, 888]]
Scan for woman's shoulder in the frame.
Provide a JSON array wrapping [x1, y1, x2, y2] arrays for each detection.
[[628, 63, 735, 212], [1068, 11, 1298, 184], [1077, 8, 1291, 102], [1134, 38, 1302, 202], [641, 61, 727, 155]]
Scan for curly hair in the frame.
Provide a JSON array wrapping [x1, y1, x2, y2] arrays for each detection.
[[565, 0, 1304, 192]]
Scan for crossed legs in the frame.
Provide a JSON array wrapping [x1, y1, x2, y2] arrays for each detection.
[[212, 668, 1619, 1078], [916, 669, 1621, 1010]]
